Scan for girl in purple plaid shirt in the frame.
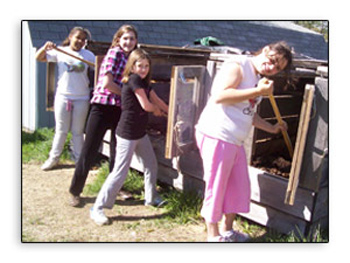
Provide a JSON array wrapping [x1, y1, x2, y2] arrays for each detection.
[[69, 25, 138, 207]]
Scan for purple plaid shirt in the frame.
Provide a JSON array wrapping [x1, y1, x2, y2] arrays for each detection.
[[91, 47, 127, 106]]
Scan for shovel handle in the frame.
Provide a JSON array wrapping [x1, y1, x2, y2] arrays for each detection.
[[53, 46, 95, 68], [268, 93, 294, 158]]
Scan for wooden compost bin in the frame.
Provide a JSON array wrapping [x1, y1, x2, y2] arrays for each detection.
[[85, 42, 329, 235]]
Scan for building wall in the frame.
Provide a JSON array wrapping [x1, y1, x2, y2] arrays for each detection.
[[22, 21, 55, 132], [22, 21, 37, 131]]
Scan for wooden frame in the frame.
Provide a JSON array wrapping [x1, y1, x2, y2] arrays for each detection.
[[45, 62, 57, 111], [165, 65, 205, 159], [285, 84, 315, 205], [85, 41, 328, 235]]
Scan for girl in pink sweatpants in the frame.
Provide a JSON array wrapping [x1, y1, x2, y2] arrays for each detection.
[[195, 41, 293, 242]]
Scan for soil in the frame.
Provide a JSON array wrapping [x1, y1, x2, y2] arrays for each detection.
[[22, 162, 207, 242], [252, 155, 291, 178]]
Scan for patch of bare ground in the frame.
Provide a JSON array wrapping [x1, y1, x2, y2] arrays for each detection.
[[22, 163, 207, 242]]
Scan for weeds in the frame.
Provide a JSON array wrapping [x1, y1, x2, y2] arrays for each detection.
[[22, 128, 72, 163], [22, 128, 329, 242]]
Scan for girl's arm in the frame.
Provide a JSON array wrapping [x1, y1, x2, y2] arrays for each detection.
[[101, 73, 122, 95], [214, 63, 274, 105], [134, 88, 163, 116], [253, 113, 287, 134], [35, 41, 56, 62], [149, 90, 168, 114]]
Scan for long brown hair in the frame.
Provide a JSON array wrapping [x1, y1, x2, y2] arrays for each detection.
[[122, 49, 152, 85], [255, 41, 293, 72], [110, 24, 138, 49]]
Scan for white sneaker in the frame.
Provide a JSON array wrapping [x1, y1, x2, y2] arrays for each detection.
[[207, 235, 228, 242], [222, 229, 250, 242], [90, 207, 109, 226], [145, 196, 167, 207], [41, 158, 59, 171]]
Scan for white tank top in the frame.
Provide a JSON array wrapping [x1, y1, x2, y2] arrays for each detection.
[[196, 56, 261, 146]]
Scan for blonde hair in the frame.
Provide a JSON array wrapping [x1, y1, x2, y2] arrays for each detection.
[[110, 24, 138, 49], [122, 49, 152, 85]]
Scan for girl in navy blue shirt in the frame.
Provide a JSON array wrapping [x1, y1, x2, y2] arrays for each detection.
[[90, 49, 168, 225]]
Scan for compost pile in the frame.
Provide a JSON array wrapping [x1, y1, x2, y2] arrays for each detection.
[[252, 155, 291, 178]]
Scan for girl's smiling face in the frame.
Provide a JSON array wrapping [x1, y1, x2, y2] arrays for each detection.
[[119, 31, 137, 54], [258, 47, 288, 76], [132, 58, 150, 79], [69, 31, 87, 51]]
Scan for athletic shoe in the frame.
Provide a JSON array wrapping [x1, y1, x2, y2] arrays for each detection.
[[221, 229, 250, 242], [144, 196, 167, 207], [207, 235, 228, 242], [90, 207, 109, 226], [41, 158, 59, 171], [69, 194, 80, 207]]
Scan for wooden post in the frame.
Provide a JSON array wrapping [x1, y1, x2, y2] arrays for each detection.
[[285, 84, 315, 205]]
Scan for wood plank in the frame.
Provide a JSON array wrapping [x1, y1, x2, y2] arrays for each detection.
[[258, 95, 303, 119], [285, 84, 315, 205], [46, 62, 57, 111], [94, 55, 105, 87], [311, 186, 328, 223], [249, 166, 314, 221], [240, 201, 308, 235], [165, 65, 205, 159], [299, 77, 329, 191], [165, 67, 177, 159]]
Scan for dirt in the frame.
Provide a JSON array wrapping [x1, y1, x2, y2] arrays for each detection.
[[252, 156, 291, 178], [22, 162, 207, 242]]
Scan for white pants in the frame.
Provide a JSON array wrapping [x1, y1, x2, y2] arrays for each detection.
[[49, 95, 90, 161], [93, 134, 158, 210]]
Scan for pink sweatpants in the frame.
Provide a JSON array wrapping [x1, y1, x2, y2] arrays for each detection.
[[195, 131, 251, 223]]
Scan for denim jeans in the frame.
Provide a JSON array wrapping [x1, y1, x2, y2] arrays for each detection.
[[93, 134, 158, 210]]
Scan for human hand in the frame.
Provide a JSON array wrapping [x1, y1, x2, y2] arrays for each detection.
[[257, 77, 274, 96], [272, 120, 288, 134], [44, 41, 56, 51], [152, 106, 163, 117]]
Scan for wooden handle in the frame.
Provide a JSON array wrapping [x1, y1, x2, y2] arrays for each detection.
[[53, 46, 95, 68], [268, 93, 294, 158]]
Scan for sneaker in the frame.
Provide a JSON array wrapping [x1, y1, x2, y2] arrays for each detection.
[[41, 158, 59, 171], [221, 229, 250, 242], [207, 235, 228, 242], [145, 196, 167, 207], [90, 207, 109, 226], [69, 194, 80, 207]]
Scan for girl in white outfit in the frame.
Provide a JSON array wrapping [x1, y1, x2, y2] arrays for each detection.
[[36, 27, 95, 170], [196, 41, 293, 242]]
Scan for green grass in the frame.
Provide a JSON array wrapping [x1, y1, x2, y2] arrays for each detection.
[[83, 162, 146, 199], [22, 128, 72, 163], [23, 128, 329, 242]]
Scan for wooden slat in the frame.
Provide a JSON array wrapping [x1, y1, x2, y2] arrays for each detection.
[[240, 201, 308, 235], [46, 62, 57, 111], [298, 77, 328, 191], [249, 166, 314, 221], [165, 66, 205, 159], [94, 55, 104, 87], [285, 84, 315, 205], [258, 95, 303, 118]]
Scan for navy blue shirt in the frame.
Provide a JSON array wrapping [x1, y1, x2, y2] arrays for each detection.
[[117, 74, 152, 140]]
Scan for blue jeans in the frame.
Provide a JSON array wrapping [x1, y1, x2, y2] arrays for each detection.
[[93, 134, 158, 210]]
